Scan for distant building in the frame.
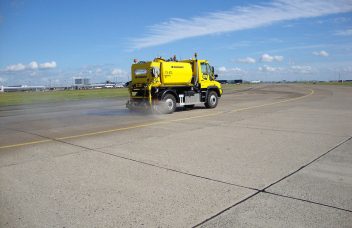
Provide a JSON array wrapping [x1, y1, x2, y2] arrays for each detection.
[[217, 80, 228, 84], [74, 78, 90, 86], [232, 79, 243, 84], [250, 80, 261, 84], [74, 78, 90, 89], [217, 79, 243, 84], [0, 85, 45, 92]]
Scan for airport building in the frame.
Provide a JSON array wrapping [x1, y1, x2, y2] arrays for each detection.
[[0, 85, 46, 92], [74, 78, 90, 86], [217, 79, 243, 84], [74, 78, 91, 89]]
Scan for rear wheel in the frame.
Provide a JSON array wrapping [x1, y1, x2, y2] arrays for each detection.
[[159, 94, 176, 114], [205, 91, 218, 108]]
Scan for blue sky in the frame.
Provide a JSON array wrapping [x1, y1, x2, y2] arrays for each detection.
[[0, 0, 352, 85]]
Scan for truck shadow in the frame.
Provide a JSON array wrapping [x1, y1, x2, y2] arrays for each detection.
[[85, 109, 153, 116], [85, 106, 207, 116], [175, 106, 205, 112]]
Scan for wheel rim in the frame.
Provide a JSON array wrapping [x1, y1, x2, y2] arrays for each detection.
[[209, 94, 217, 106], [165, 98, 174, 110]]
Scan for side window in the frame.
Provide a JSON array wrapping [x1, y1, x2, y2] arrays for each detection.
[[201, 63, 208, 75], [207, 64, 214, 80], [206, 64, 212, 75]]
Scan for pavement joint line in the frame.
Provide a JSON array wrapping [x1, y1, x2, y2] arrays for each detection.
[[193, 186, 352, 228], [92, 149, 261, 192], [192, 191, 262, 227], [193, 136, 352, 227], [232, 124, 349, 138], [0, 88, 314, 150], [262, 136, 352, 191], [3, 127, 262, 192], [31, 130, 265, 193], [263, 191, 352, 213]]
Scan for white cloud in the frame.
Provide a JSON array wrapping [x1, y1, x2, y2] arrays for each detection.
[[330, 66, 352, 73], [218, 66, 245, 75], [258, 65, 282, 73], [4, 61, 57, 72], [218, 66, 227, 73], [231, 67, 245, 74], [28, 61, 39, 70], [341, 66, 352, 73], [5, 63, 26, 72], [290, 65, 314, 74], [273, 55, 284, 62], [260, 54, 284, 62], [261, 54, 273, 62], [237, 57, 256, 64], [111, 68, 125, 76], [108, 69, 128, 82], [39, 61, 57, 69], [335, 28, 352, 36], [258, 65, 314, 74], [313, 50, 329, 57], [130, 0, 352, 49]]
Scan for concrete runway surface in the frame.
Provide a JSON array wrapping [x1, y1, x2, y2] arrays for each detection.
[[0, 84, 351, 227]]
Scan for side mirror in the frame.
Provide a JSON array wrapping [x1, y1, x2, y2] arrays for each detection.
[[214, 74, 218, 79]]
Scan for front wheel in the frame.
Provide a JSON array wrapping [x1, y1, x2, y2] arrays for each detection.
[[205, 91, 218, 109]]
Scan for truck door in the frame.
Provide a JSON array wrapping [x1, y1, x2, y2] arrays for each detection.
[[200, 62, 209, 81], [200, 62, 217, 90]]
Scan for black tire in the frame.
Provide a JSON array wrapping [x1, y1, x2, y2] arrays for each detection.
[[160, 93, 177, 114], [205, 91, 218, 109]]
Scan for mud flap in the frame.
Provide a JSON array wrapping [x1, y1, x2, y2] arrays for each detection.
[[126, 99, 153, 112]]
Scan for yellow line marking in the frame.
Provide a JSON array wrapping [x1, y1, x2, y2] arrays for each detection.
[[56, 122, 163, 140], [0, 139, 52, 149], [0, 88, 314, 150], [229, 89, 314, 113], [57, 111, 224, 140]]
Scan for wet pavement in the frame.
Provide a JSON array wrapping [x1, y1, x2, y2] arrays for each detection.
[[0, 84, 351, 227]]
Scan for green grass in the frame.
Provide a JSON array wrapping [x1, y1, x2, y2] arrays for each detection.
[[0, 88, 129, 106], [0, 85, 251, 107]]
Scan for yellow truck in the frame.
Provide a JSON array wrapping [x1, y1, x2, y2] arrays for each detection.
[[126, 54, 222, 114]]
